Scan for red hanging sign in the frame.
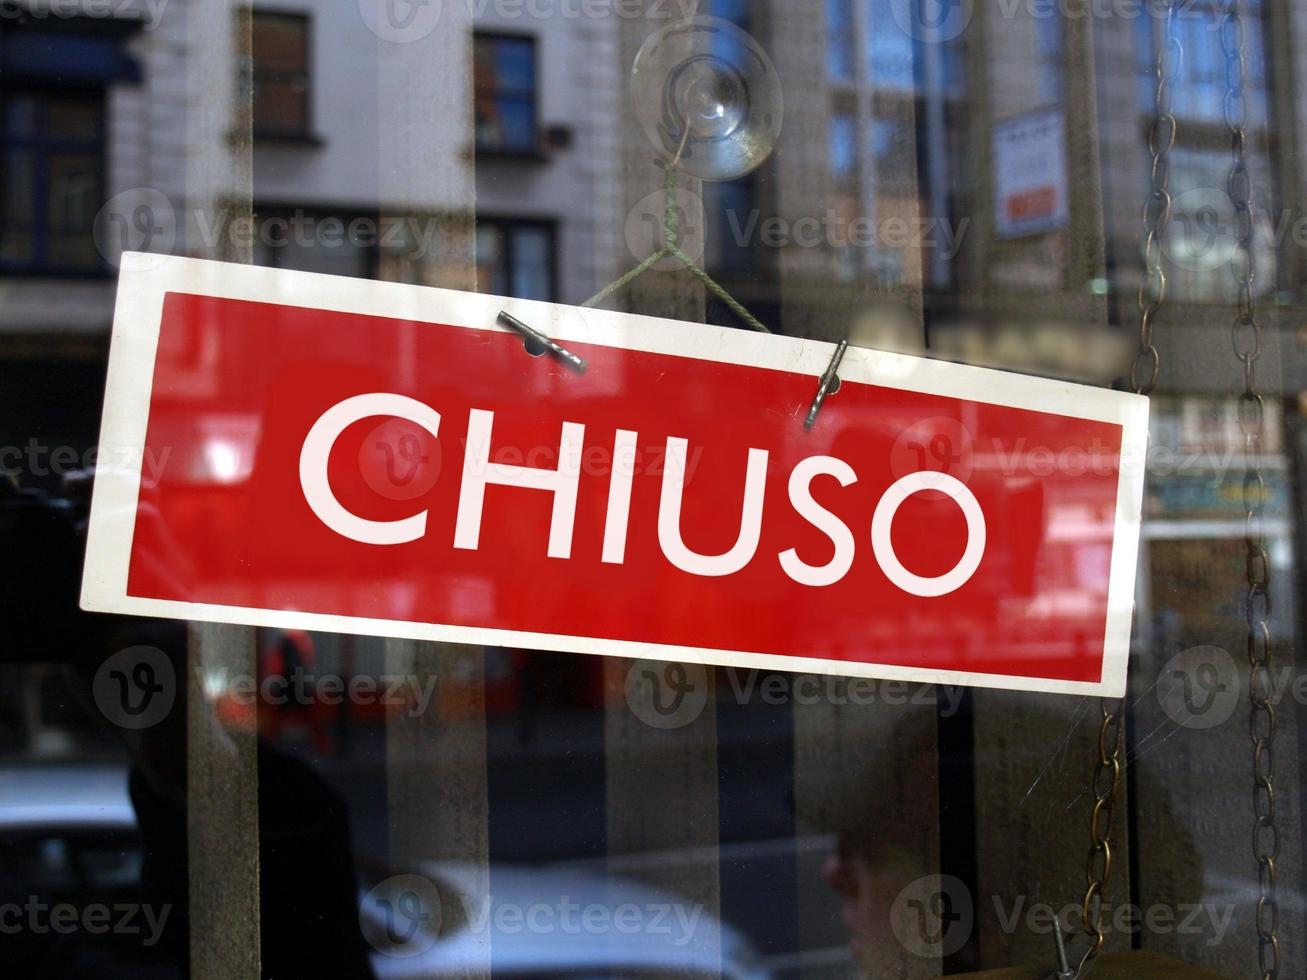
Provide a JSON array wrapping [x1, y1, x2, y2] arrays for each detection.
[[83, 254, 1147, 695]]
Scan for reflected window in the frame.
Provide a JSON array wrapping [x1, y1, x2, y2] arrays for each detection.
[[869, 0, 917, 89], [707, 0, 750, 26], [859, 0, 966, 94], [475, 34, 539, 155], [1164, 147, 1278, 304], [251, 208, 376, 279], [827, 0, 856, 81], [705, 175, 759, 275], [1036, 11, 1064, 104], [1137, 0, 1269, 124], [0, 90, 104, 276], [476, 218, 556, 301], [1137, 1, 1276, 303], [829, 109, 860, 278], [824, 1, 968, 288], [251, 11, 312, 141], [830, 110, 858, 187]]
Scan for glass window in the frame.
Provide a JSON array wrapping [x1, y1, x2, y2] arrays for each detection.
[[475, 224, 509, 295], [827, 0, 855, 81], [0, 90, 104, 275], [474, 34, 539, 154], [705, 175, 759, 275], [708, 0, 751, 27], [251, 208, 377, 280], [869, 0, 918, 90], [475, 218, 556, 301], [1035, 10, 1064, 104], [1137, 0, 1270, 124], [9, 6, 1307, 980], [508, 224, 552, 299], [1138, 1, 1277, 303], [830, 110, 858, 186], [251, 11, 312, 139]]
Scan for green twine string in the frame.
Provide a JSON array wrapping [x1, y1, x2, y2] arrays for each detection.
[[581, 167, 771, 334]]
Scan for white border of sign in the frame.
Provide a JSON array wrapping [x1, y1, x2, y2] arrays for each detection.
[[83, 253, 1149, 697]]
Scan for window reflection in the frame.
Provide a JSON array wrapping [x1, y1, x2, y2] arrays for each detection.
[[475, 33, 540, 155], [4, 2, 1307, 978], [475, 219, 557, 302], [251, 11, 312, 141], [0, 90, 104, 274]]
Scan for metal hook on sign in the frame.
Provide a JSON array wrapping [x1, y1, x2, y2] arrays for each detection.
[[1040, 929, 1086, 980], [804, 340, 848, 431], [498, 310, 587, 374], [1050, 928, 1074, 979]]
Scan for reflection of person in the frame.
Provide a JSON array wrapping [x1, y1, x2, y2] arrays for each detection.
[[260, 628, 334, 754], [814, 702, 1207, 977], [2, 472, 376, 978], [822, 833, 902, 972], [810, 704, 938, 977], [46, 624, 377, 979]]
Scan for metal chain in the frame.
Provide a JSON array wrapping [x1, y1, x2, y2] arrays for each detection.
[[1070, 5, 1178, 976], [1076, 701, 1126, 972], [1132, 0, 1179, 396], [1222, 2, 1280, 976]]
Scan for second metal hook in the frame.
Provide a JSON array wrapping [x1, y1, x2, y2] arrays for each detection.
[[805, 340, 848, 431]]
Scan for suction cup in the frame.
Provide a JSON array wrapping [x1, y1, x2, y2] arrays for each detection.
[[631, 16, 783, 181]]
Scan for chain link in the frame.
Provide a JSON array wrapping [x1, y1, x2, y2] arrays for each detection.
[[1070, 7, 1179, 977], [1222, 2, 1280, 976], [1078, 701, 1125, 968], [1133, 0, 1179, 396]]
